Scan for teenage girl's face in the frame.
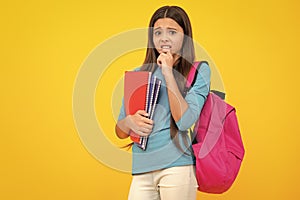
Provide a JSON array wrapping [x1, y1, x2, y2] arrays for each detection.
[[153, 18, 184, 57]]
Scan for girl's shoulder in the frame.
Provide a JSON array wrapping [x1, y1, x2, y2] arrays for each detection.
[[190, 61, 211, 87], [195, 61, 211, 78], [132, 67, 142, 72], [196, 61, 210, 72], [133, 67, 141, 72]]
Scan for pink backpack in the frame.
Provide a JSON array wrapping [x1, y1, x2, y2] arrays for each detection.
[[187, 62, 245, 194]]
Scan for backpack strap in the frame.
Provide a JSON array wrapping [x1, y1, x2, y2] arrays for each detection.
[[186, 61, 226, 100], [186, 61, 208, 88], [184, 61, 208, 97]]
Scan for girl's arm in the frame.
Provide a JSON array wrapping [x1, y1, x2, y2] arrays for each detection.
[[157, 51, 188, 122], [115, 118, 130, 139], [164, 72, 188, 122]]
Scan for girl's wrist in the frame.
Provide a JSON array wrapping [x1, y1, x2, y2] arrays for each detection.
[[123, 116, 132, 134], [163, 69, 175, 83]]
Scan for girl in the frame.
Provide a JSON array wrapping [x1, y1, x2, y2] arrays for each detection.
[[115, 5, 211, 200]]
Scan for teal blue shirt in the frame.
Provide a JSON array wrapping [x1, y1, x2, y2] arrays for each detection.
[[118, 63, 211, 174]]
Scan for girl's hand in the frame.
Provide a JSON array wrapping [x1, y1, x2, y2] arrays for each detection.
[[126, 110, 153, 136], [157, 50, 174, 76]]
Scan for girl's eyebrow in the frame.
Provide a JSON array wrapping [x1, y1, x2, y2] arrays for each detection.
[[167, 27, 177, 31], [153, 27, 177, 30]]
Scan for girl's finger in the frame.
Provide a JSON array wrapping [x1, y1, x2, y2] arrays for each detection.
[[157, 54, 167, 66], [166, 50, 173, 58], [137, 130, 147, 137], [142, 123, 153, 131], [157, 58, 162, 66], [136, 110, 149, 117], [142, 117, 154, 125]]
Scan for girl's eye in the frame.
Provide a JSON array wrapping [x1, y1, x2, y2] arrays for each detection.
[[154, 31, 161, 36], [169, 31, 176, 35]]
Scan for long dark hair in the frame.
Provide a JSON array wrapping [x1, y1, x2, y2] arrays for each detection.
[[141, 6, 195, 153]]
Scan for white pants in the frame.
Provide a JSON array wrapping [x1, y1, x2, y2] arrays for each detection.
[[128, 165, 198, 200]]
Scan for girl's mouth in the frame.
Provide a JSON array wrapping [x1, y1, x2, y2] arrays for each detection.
[[161, 45, 172, 50]]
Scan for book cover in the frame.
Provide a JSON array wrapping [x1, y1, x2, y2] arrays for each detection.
[[124, 71, 151, 144], [124, 70, 161, 150], [124, 71, 151, 116]]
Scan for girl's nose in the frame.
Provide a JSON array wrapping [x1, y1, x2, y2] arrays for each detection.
[[160, 31, 170, 42], [160, 35, 169, 43], [160, 38, 169, 43]]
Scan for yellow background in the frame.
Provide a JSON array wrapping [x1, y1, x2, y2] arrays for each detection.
[[1, 0, 300, 199]]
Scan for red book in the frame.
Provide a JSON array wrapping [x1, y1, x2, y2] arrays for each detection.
[[124, 71, 151, 144]]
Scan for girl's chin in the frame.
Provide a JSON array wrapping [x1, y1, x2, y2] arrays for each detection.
[[156, 49, 181, 58], [158, 49, 172, 54]]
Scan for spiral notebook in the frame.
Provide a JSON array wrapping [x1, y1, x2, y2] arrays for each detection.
[[124, 71, 161, 150]]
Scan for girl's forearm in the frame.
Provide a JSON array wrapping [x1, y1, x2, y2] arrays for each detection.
[[115, 118, 130, 139], [164, 72, 188, 122]]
